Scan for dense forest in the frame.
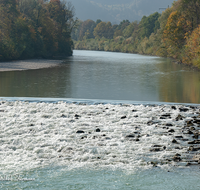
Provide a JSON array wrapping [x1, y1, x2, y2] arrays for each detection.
[[73, 0, 200, 69], [0, 0, 76, 61]]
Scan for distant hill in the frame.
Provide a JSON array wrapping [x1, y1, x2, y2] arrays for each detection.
[[70, 0, 176, 23]]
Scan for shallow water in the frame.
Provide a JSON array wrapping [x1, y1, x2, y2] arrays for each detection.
[[1, 167, 200, 190], [0, 100, 200, 189]]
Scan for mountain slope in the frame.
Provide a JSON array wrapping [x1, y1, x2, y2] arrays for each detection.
[[71, 0, 176, 23]]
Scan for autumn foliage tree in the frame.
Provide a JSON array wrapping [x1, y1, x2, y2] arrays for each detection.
[[162, 10, 192, 59], [0, 0, 76, 61], [183, 25, 200, 68]]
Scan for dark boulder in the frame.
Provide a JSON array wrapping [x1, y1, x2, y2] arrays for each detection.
[[186, 120, 194, 127], [171, 106, 177, 110], [172, 154, 182, 162], [76, 130, 85, 134], [179, 107, 189, 112], [188, 140, 200, 144], [125, 134, 135, 138], [61, 114, 67, 118], [166, 123, 173, 127], [132, 110, 137, 112], [172, 139, 179, 143], [188, 146, 200, 151], [193, 119, 200, 124], [161, 113, 171, 117], [175, 135, 183, 139], [168, 129, 175, 133], [150, 148, 162, 152], [75, 114, 81, 119], [96, 128, 101, 132], [187, 130, 193, 134], [176, 114, 184, 121]]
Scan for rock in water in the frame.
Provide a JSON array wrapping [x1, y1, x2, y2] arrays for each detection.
[[76, 130, 85, 134]]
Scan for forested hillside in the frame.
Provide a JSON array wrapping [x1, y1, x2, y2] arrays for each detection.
[[70, 0, 174, 23], [73, 0, 200, 69], [0, 0, 76, 61]]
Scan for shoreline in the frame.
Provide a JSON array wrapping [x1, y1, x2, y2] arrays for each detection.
[[74, 48, 200, 72], [0, 59, 63, 72]]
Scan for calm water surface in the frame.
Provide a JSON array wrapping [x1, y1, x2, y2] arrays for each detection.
[[0, 50, 200, 103]]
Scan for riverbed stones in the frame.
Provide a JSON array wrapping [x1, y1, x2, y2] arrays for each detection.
[[186, 120, 194, 127], [175, 135, 183, 139], [171, 106, 177, 110], [172, 139, 179, 143], [168, 129, 175, 133], [1, 100, 200, 171], [179, 107, 189, 112], [166, 123, 173, 127], [172, 154, 182, 162], [188, 146, 200, 151], [150, 145, 166, 152], [76, 130, 85, 134], [75, 114, 81, 119], [193, 119, 200, 124], [125, 134, 135, 138], [96, 128, 101, 132], [176, 114, 184, 121], [188, 140, 200, 144], [192, 154, 200, 162]]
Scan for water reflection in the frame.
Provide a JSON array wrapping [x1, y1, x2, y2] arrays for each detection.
[[0, 50, 199, 103], [0, 66, 72, 97], [157, 60, 200, 103]]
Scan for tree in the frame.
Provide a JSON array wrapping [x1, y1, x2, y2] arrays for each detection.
[[78, 19, 96, 40], [93, 21, 114, 39], [180, 0, 200, 30], [47, 0, 76, 55], [183, 25, 200, 68], [139, 12, 161, 39], [122, 21, 138, 38], [113, 20, 130, 38], [0, 0, 76, 60], [162, 10, 192, 59]]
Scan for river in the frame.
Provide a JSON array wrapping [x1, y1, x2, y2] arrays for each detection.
[[0, 50, 200, 103], [0, 50, 200, 189]]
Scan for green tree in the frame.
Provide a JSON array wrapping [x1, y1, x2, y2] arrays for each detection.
[[93, 21, 114, 39], [122, 21, 138, 38], [113, 20, 130, 38], [139, 12, 161, 39]]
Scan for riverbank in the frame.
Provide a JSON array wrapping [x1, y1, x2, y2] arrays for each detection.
[[0, 59, 63, 72], [0, 99, 200, 171], [74, 40, 200, 72]]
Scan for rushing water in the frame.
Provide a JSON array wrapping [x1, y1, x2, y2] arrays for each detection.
[[1, 50, 200, 189], [0, 50, 200, 103], [0, 100, 200, 189]]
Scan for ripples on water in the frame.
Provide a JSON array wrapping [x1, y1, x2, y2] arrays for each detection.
[[0, 99, 200, 189], [0, 50, 199, 103], [0, 50, 200, 189]]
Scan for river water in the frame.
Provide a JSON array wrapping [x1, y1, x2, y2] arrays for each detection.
[[0, 50, 200, 189], [0, 50, 200, 103]]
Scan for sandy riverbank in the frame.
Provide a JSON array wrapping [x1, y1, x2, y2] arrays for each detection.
[[0, 59, 63, 72]]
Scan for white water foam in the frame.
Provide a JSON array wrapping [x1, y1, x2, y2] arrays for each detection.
[[0, 100, 199, 173]]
